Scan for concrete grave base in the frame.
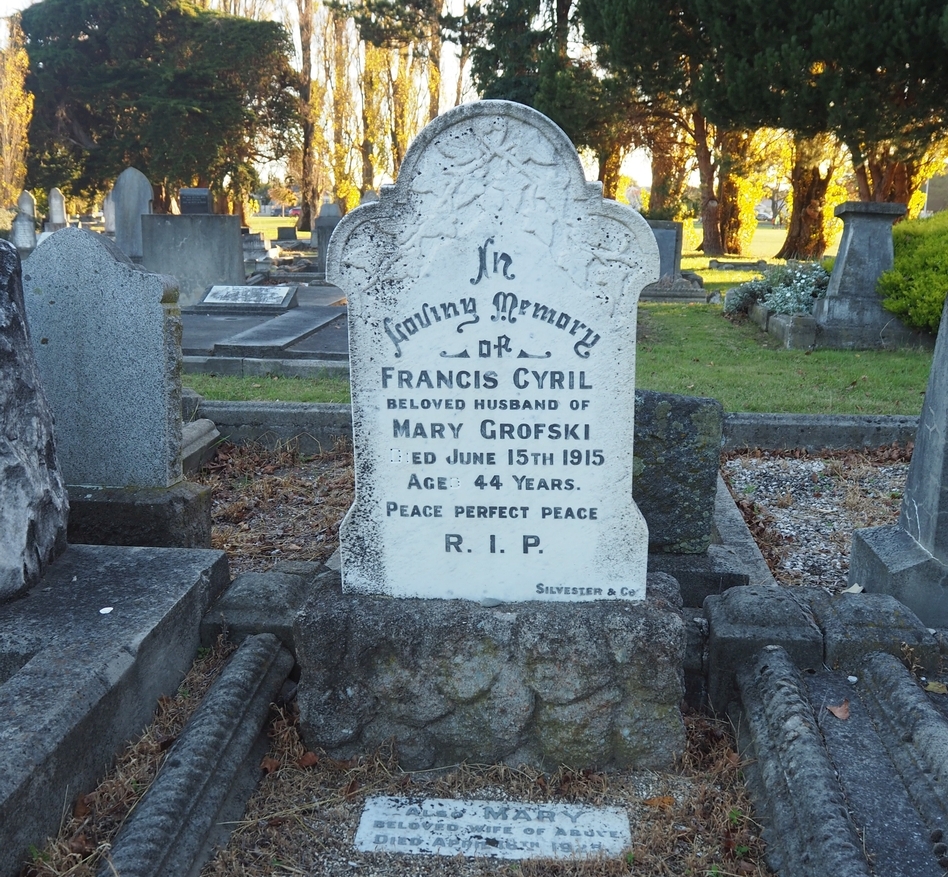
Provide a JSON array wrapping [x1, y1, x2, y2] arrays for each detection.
[[810, 295, 932, 349], [849, 523, 948, 628], [0, 544, 229, 877], [67, 481, 212, 549], [294, 571, 686, 772]]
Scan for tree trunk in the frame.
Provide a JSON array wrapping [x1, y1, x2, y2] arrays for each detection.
[[776, 139, 832, 260], [718, 171, 741, 254], [599, 148, 623, 200], [296, 0, 314, 230], [693, 110, 723, 256], [645, 115, 689, 220], [427, 3, 443, 121], [718, 130, 751, 255]]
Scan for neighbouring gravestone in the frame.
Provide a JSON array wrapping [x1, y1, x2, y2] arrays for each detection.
[[111, 167, 154, 261], [646, 219, 682, 279], [849, 295, 948, 625], [295, 102, 683, 774], [0, 240, 68, 600], [179, 187, 213, 214], [313, 198, 342, 273], [46, 187, 67, 232], [141, 214, 245, 307], [811, 202, 925, 348], [103, 190, 115, 235], [10, 190, 37, 255], [22, 229, 182, 488], [332, 100, 657, 602]]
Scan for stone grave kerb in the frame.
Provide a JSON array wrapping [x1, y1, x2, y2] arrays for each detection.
[[327, 99, 659, 602]]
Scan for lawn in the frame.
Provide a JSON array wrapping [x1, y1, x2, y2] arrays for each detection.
[[636, 303, 931, 414]]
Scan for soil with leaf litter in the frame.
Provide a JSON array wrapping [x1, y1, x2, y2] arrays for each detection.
[[26, 440, 912, 877]]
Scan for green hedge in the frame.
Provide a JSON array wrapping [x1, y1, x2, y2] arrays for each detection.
[[879, 210, 948, 333]]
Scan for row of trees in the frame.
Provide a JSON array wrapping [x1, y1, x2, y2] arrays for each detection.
[[5, 0, 948, 258], [471, 0, 948, 257]]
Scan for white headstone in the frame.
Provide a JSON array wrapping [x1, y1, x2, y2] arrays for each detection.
[[47, 187, 66, 231], [111, 167, 153, 260], [330, 100, 658, 602], [22, 228, 182, 488], [10, 190, 37, 254], [103, 190, 115, 235]]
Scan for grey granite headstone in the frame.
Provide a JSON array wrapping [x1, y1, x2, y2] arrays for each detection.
[[10, 190, 37, 255], [46, 187, 66, 232], [179, 188, 213, 214], [849, 294, 948, 624], [22, 228, 183, 488], [141, 214, 246, 308], [645, 219, 682, 279], [330, 100, 657, 602], [812, 201, 923, 348], [111, 167, 154, 260], [313, 199, 342, 273], [0, 239, 68, 600]]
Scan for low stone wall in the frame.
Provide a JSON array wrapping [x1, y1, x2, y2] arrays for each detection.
[[294, 571, 686, 771]]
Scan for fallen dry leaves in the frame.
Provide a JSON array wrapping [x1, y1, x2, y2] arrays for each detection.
[[826, 700, 851, 721]]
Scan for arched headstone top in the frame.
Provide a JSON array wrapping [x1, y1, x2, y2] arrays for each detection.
[[111, 167, 154, 260]]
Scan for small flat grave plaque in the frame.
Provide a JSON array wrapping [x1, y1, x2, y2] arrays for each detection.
[[331, 100, 658, 602], [198, 285, 298, 314], [354, 796, 631, 860]]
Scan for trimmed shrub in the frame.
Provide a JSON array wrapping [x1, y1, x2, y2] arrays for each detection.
[[724, 261, 830, 315], [878, 210, 948, 333]]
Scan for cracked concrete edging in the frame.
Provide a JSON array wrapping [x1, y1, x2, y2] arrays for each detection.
[[97, 634, 294, 877]]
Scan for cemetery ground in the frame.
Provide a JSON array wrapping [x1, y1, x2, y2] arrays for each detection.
[[23, 436, 912, 877]]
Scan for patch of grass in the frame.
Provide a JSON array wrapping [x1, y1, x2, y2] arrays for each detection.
[[183, 372, 350, 404], [636, 303, 931, 414]]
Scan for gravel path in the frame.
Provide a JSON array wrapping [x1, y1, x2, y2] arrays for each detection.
[[722, 449, 910, 593]]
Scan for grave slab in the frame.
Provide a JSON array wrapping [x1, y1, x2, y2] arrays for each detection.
[[354, 796, 631, 860], [331, 100, 658, 602], [213, 305, 345, 357], [0, 544, 229, 877]]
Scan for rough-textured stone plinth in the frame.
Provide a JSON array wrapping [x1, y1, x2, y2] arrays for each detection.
[[0, 239, 68, 600], [294, 571, 685, 771]]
